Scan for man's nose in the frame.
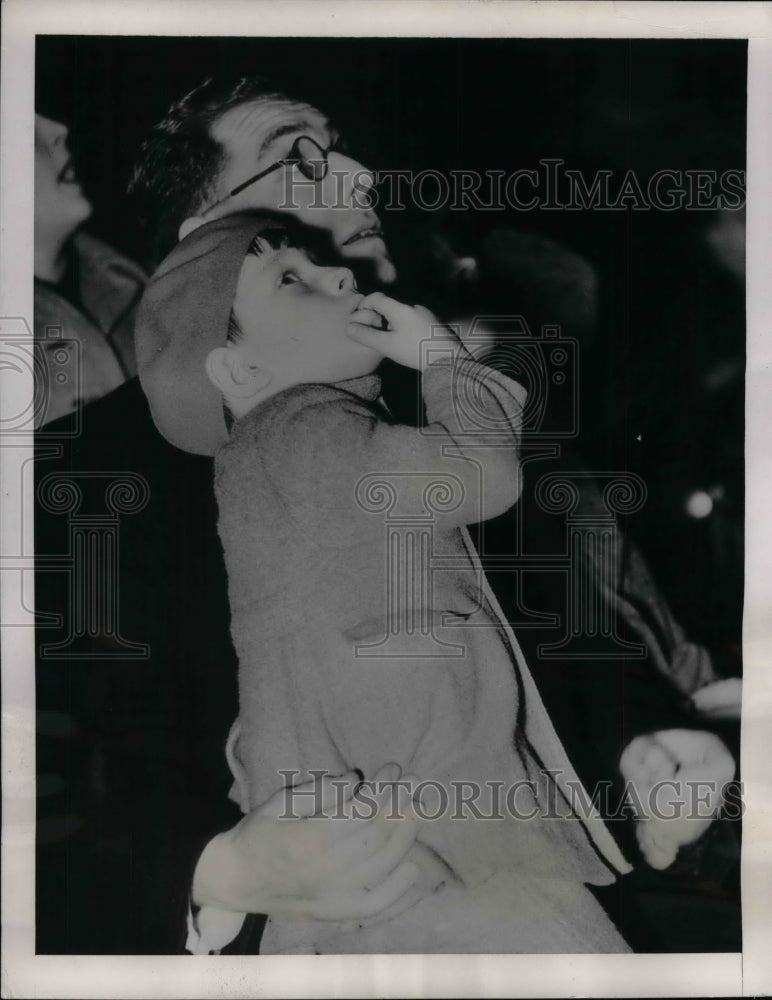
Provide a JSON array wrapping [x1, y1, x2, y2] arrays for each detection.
[[325, 152, 376, 211]]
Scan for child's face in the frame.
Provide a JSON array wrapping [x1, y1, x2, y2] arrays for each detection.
[[231, 238, 382, 385]]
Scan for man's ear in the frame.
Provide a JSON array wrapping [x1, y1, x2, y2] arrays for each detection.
[[178, 216, 207, 242], [205, 346, 272, 399]]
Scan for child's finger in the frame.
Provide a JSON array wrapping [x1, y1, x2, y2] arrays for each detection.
[[349, 307, 388, 330], [358, 291, 412, 325], [256, 769, 362, 819], [347, 321, 389, 351], [357, 291, 396, 309], [413, 303, 440, 324]]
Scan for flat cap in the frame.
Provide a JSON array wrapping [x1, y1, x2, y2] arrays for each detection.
[[136, 211, 288, 456]]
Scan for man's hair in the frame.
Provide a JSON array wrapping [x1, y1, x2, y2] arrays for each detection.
[[128, 76, 294, 263]]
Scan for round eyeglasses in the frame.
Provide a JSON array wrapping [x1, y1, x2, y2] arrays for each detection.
[[229, 135, 330, 199]]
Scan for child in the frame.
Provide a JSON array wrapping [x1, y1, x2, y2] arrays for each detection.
[[136, 211, 631, 954]]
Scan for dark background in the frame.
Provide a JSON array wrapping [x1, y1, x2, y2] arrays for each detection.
[[36, 36, 746, 263], [36, 34, 746, 665]]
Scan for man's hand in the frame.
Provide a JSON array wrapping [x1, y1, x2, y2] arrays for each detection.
[[619, 729, 736, 870], [192, 764, 421, 920], [348, 292, 460, 371]]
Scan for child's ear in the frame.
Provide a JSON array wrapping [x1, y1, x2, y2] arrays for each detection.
[[205, 346, 272, 399]]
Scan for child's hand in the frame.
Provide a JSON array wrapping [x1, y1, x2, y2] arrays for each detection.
[[348, 292, 459, 371]]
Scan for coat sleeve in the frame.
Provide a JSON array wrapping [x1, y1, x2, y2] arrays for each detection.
[[259, 352, 528, 546]]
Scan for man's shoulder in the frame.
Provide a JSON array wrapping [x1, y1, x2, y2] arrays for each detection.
[[37, 378, 209, 477]]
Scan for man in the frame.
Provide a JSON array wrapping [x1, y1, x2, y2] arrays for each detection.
[[36, 75, 738, 954], [131, 77, 396, 283]]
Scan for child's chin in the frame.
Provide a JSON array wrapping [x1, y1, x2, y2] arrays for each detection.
[[348, 359, 381, 379]]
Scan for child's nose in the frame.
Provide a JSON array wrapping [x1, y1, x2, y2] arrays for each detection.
[[321, 267, 355, 295]]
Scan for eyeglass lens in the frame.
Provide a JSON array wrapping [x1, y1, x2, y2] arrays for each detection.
[[294, 135, 328, 181]]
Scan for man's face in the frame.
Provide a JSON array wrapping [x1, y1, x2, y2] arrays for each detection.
[[231, 237, 382, 386], [204, 98, 397, 285], [34, 114, 92, 242]]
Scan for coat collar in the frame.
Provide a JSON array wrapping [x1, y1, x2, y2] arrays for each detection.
[[333, 373, 382, 401], [73, 231, 146, 333]]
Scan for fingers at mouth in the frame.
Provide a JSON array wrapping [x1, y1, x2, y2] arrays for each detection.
[[350, 307, 388, 330]]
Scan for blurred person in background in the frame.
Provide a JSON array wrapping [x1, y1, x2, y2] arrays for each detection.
[[34, 113, 145, 426]]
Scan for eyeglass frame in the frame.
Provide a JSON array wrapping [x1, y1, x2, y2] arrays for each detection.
[[214, 135, 333, 212]]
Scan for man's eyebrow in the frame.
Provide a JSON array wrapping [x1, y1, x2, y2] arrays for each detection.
[[257, 118, 331, 160]]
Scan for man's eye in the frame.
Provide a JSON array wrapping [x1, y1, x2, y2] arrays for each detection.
[[280, 271, 299, 287]]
